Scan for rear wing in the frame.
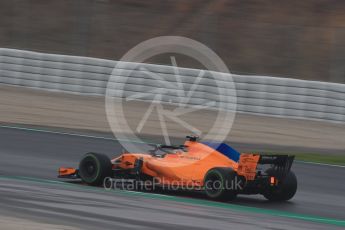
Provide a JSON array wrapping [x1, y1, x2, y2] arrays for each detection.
[[237, 154, 295, 181], [258, 155, 295, 180]]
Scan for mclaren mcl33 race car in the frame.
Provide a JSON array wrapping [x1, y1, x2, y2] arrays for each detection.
[[59, 136, 297, 201]]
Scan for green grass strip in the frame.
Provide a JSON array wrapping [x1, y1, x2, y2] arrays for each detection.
[[295, 153, 345, 166]]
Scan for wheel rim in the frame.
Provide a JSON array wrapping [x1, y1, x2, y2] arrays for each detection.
[[80, 155, 100, 182], [205, 172, 223, 197], [84, 160, 97, 177]]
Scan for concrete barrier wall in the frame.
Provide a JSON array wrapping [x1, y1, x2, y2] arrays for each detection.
[[1, 48, 344, 123]]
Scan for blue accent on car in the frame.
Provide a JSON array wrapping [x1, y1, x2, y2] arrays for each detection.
[[202, 142, 240, 162]]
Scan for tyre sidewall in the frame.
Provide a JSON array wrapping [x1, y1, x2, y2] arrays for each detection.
[[79, 153, 111, 185], [204, 169, 225, 199], [264, 169, 297, 201], [204, 167, 237, 201]]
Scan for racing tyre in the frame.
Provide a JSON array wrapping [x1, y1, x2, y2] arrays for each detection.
[[79, 152, 112, 186], [204, 167, 239, 201], [263, 168, 297, 201]]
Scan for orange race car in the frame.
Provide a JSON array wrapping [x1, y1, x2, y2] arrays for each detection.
[[58, 136, 297, 201]]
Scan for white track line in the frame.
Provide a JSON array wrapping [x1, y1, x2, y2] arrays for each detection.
[[296, 160, 345, 168], [0, 124, 155, 144], [1, 124, 344, 168]]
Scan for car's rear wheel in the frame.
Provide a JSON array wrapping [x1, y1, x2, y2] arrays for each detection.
[[263, 168, 297, 201], [204, 167, 238, 201], [79, 152, 112, 186]]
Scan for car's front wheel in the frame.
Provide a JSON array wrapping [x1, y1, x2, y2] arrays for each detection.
[[79, 152, 112, 186]]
